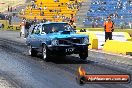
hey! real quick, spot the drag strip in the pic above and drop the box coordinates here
[0,38,131,88]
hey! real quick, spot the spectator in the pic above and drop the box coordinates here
[14,7,17,11]
[33,17,37,24]
[129,22,132,29]
[25,21,31,37]
[92,21,95,28]
[40,2,42,5]
[72,23,76,30]
[41,11,44,16]
[69,14,75,25]
[10,7,12,12]
[42,18,47,23]
[39,6,42,10]
[8,6,10,12]
[8,15,12,25]
[120,21,125,29]
[31,0,35,8]
[44,6,47,10]
[95,20,99,27]
[21,9,25,15]
[20,19,26,37]
[128,0,132,4]
[54,0,59,2]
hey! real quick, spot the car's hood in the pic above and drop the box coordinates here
[46,32,88,39]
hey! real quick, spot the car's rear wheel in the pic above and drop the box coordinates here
[42,44,50,61]
[79,50,88,60]
[28,46,37,57]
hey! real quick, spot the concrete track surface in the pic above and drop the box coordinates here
[0,31,131,88]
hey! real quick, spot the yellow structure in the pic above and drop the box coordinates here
[103,40,132,55]
[0,20,9,29]
[0,20,20,30]
[77,31,98,49]
[91,31,132,42]
[77,31,132,50]
[123,32,132,41]
[20,0,82,22]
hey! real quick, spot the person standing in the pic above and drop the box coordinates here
[10,7,12,12]
[8,15,12,25]
[20,19,26,37]
[69,14,76,26]
[33,17,37,24]
[25,21,31,38]
[104,16,114,42]
[8,6,10,12]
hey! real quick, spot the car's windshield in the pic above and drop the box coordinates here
[42,23,74,34]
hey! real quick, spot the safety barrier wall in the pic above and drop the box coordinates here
[7,25,21,31]
[103,40,132,55]
[88,31,132,42]
[77,28,132,38]
[123,32,132,41]
[0,20,9,29]
[0,20,20,30]
[77,31,132,50]
[77,31,98,49]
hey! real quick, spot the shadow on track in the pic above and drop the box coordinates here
[36,54,95,64]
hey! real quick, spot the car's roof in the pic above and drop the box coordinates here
[39,22,68,25]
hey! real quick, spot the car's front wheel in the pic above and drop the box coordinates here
[79,50,88,60]
[42,44,50,61]
[28,46,37,57]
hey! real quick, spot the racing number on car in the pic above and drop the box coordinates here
[66,48,74,53]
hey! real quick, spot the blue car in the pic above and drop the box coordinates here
[26,22,90,61]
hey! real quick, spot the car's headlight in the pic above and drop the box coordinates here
[51,39,59,46]
[83,37,89,44]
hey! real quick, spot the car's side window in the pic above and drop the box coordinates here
[33,25,41,34]
[30,25,35,34]
[37,25,42,34]
[42,24,52,33]
[31,25,37,34]
[42,26,46,34]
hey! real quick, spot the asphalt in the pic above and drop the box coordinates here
[0,30,132,88]
[0,75,18,88]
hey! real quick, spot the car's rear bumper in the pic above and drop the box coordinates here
[47,44,89,55]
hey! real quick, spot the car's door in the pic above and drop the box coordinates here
[34,25,42,47]
[29,25,39,48]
